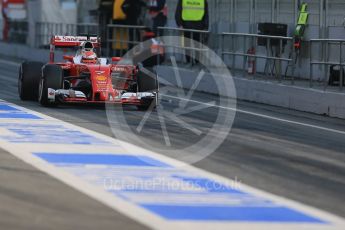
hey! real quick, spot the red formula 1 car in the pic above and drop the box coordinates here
[18,35,158,110]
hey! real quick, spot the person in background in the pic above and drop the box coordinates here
[112,0,145,54]
[175,0,209,64]
[122,0,145,49]
[145,0,167,36]
[112,0,128,55]
[121,0,146,26]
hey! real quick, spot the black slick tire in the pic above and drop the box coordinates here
[38,64,63,107]
[18,61,44,100]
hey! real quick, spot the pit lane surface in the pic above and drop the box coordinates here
[1,59,345,229]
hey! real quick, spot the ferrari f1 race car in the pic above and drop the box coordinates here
[18,35,158,110]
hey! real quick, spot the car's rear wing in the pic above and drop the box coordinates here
[49,35,101,63]
[51,35,100,48]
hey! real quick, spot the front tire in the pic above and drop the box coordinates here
[38,64,63,106]
[18,61,44,100]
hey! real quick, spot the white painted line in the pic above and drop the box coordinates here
[163,94,345,136]
[0,100,344,230]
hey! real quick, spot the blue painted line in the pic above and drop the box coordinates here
[0,104,41,119]
[0,101,332,225]
[0,124,109,145]
[0,104,19,111]
[0,113,41,119]
[35,153,171,168]
[30,152,327,224]
[141,205,326,223]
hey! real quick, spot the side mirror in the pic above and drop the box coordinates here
[63,55,74,62]
[112,57,121,63]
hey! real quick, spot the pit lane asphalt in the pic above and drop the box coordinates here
[1,59,345,229]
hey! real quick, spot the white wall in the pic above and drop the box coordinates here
[40,0,77,23]
[27,0,78,46]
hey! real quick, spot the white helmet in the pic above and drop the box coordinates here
[81,41,97,64]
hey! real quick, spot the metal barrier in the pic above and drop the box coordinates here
[35,22,99,48]
[105,24,146,57]
[157,27,209,65]
[310,39,345,91]
[221,33,294,82]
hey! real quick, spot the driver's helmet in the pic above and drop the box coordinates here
[81,41,97,64]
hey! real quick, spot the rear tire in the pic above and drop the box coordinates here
[137,67,158,92]
[38,64,63,107]
[18,61,44,100]
[137,104,152,111]
[136,94,157,111]
[136,67,158,111]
